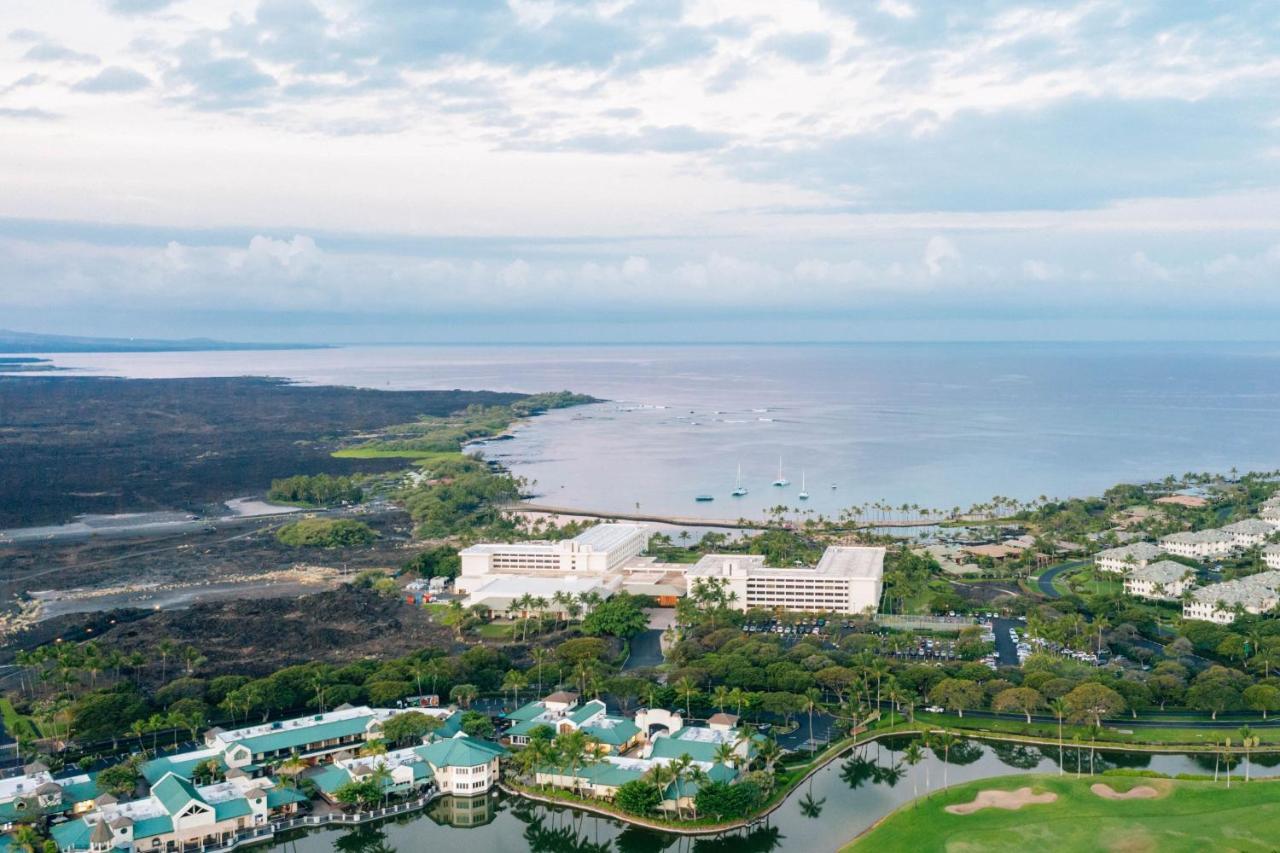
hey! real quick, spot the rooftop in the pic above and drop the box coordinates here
[1096,541,1163,561]
[1223,519,1278,535]
[1128,560,1195,585]
[1161,529,1232,544]
[1189,570,1280,609]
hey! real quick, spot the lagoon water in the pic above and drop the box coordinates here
[14,342,1280,517]
[262,738,1279,852]
[17,340,1280,514]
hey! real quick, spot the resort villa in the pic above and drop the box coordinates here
[202,705,408,769]
[1094,542,1165,574]
[1182,571,1280,624]
[0,765,99,831]
[1123,560,1196,601]
[1267,544,1280,571]
[1222,519,1279,549]
[49,772,306,853]
[309,734,506,800]
[503,692,643,754]
[530,708,755,815]
[1159,529,1236,560]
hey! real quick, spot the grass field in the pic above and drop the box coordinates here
[331,448,463,462]
[0,697,45,740]
[845,773,1280,852]
[912,711,1280,746]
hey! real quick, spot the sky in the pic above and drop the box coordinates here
[1,0,1278,343]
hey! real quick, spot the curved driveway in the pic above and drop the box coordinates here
[1037,560,1088,598]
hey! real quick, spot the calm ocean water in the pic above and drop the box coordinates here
[12,343,1280,517]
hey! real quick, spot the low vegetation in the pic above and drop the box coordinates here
[276,517,377,547]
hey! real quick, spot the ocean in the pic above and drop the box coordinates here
[10,342,1280,518]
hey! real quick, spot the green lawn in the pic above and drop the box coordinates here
[475,622,515,640]
[0,697,45,740]
[844,773,1280,852]
[331,448,464,462]
[912,711,1280,747]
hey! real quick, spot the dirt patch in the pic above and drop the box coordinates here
[945,786,1058,815]
[1091,782,1162,800]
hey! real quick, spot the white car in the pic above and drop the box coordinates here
[925,705,945,713]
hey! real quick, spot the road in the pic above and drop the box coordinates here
[623,629,665,670]
[1037,560,1088,598]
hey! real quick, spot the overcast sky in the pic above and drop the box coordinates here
[1,0,1278,342]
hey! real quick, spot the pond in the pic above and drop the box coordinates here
[266,738,1280,852]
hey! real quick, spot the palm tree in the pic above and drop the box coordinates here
[803,687,823,753]
[444,600,467,641]
[674,676,699,719]
[902,742,925,806]
[712,685,731,714]
[935,732,958,790]
[157,639,175,682]
[530,648,550,695]
[756,737,782,775]
[713,741,737,769]
[1048,697,1068,775]
[1239,727,1258,782]
[502,670,527,708]
[644,762,676,815]
[370,761,393,807]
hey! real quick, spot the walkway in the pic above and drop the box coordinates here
[1036,560,1087,598]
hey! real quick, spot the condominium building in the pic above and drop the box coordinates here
[685,546,885,615]
[1159,529,1235,560]
[204,705,398,768]
[1123,560,1196,601]
[1222,519,1278,549]
[1094,541,1164,574]
[456,523,651,595]
[1182,570,1280,624]
[1266,544,1280,571]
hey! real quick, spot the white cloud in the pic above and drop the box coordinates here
[924,236,961,276]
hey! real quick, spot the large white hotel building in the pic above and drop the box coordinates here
[684,547,885,615]
[455,522,885,616]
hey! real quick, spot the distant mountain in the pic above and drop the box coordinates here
[0,329,329,353]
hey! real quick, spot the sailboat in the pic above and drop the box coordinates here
[732,464,748,497]
[798,471,809,501]
[772,457,789,487]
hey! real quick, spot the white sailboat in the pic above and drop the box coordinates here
[798,471,809,500]
[732,464,748,496]
[772,456,789,487]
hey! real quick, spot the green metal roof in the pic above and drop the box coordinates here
[503,701,547,723]
[51,818,92,850]
[233,715,377,756]
[56,775,100,804]
[434,710,464,738]
[142,753,224,785]
[567,700,606,725]
[648,737,719,764]
[538,762,645,789]
[266,787,309,809]
[152,773,205,816]
[581,717,640,746]
[506,717,555,738]
[132,815,175,840]
[416,735,507,770]
[213,799,252,821]
[307,765,353,795]
[663,763,736,800]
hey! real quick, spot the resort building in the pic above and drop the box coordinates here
[461,574,621,617]
[1261,505,1280,524]
[503,693,642,754]
[0,765,99,830]
[310,734,506,799]
[1182,571,1280,624]
[1094,542,1164,574]
[456,523,651,595]
[684,546,885,615]
[1123,560,1196,600]
[204,705,396,769]
[1222,519,1278,549]
[1159,529,1235,560]
[49,772,306,853]
[1266,544,1280,571]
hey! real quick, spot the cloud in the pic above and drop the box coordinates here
[22,40,100,65]
[0,107,60,120]
[924,236,961,276]
[542,124,735,154]
[1,73,45,95]
[72,66,152,94]
[166,39,277,109]
[759,32,832,65]
[105,0,179,13]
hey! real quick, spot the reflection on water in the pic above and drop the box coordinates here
[269,737,1280,852]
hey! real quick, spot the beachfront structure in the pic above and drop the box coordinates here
[1094,542,1164,574]
[456,523,651,595]
[1223,519,1278,549]
[203,705,407,769]
[310,734,506,799]
[49,772,306,853]
[1267,544,1280,571]
[504,694,642,754]
[1159,529,1235,560]
[1123,560,1196,601]
[1182,571,1280,624]
[0,765,99,830]
[685,546,885,615]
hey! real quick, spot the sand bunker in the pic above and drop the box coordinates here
[946,787,1058,815]
[1091,783,1160,800]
